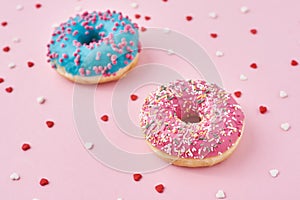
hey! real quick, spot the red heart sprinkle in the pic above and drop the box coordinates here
[250,63,257,69]
[22,143,31,151]
[145,16,151,21]
[0,78,4,83]
[3,46,10,52]
[234,91,242,98]
[162,0,168,2]
[27,61,35,67]
[259,106,267,114]
[141,27,147,32]
[186,16,193,21]
[155,184,165,193]
[133,173,142,181]
[46,121,54,128]
[130,94,138,101]
[101,115,109,122]
[1,21,7,26]
[5,87,13,93]
[210,33,218,38]
[250,29,257,34]
[291,59,298,66]
[35,3,42,8]
[40,178,49,186]
[134,14,141,19]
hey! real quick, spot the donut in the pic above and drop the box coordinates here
[140,80,245,167]
[46,10,140,84]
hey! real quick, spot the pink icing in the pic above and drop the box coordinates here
[140,80,245,159]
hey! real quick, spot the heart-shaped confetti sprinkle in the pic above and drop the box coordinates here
[291,59,298,66]
[84,142,94,150]
[210,33,218,38]
[36,96,46,104]
[0,78,4,83]
[46,121,54,128]
[130,2,138,8]
[240,6,249,13]
[40,178,49,186]
[27,61,35,67]
[155,184,165,193]
[259,106,267,114]
[216,190,226,199]
[250,29,257,34]
[1,21,8,27]
[10,172,20,181]
[279,90,288,98]
[167,49,175,55]
[130,94,138,101]
[280,122,290,131]
[234,91,242,98]
[16,4,24,11]
[134,14,141,19]
[141,27,147,32]
[3,46,10,52]
[269,169,279,177]
[101,115,109,122]
[12,37,21,43]
[8,62,16,69]
[250,63,257,69]
[5,87,13,93]
[144,16,151,21]
[35,3,42,9]
[22,143,31,151]
[186,16,193,21]
[133,173,142,181]
[240,74,248,81]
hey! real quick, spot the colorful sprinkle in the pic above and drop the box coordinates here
[155,184,165,193]
[0,77,4,83]
[22,143,31,151]
[250,63,257,69]
[134,14,141,19]
[39,178,49,186]
[186,16,193,21]
[250,28,257,35]
[130,94,138,101]
[27,61,35,68]
[3,46,10,52]
[133,173,142,181]
[291,59,298,66]
[144,16,151,21]
[1,21,8,27]
[5,87,13,93]
[35,3,42,9]
[46,120,55,128]
[234,91,242,98]
[259,106,267,114]
[210,33,218,38]
[101,115,109,122]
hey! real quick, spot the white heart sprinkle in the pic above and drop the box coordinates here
[240,74,248,81]
[269,169,279,177]
[12,37,21,43]
[240,6,249,13]
[32,198,40,200]
[208,12,218,19]
[16,4,24,11]
[10,172,20,180]
[85,142,94,150]
[280,122,290,131]
[279,90,288,98]
[130,2,138,9]
[167,49,175,55]
[216,51,224,57]
[117,198,123,200]
[36,96,46,104]
[163,27,170,33]
[216,190,226,199]
[75,6,82,12]
[8,62,16,69]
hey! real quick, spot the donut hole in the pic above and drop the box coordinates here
[77,31,101,45]
[180,114,201,124]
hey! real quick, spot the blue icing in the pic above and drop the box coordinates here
[47,11,140,77]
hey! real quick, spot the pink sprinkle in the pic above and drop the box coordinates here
[62,53,68,59]
[111,55,117,62]
[86,70,91,75]
[73,30,78,36]
[96,52,101,60]
[79,68,85,76]
[60,43,65,48]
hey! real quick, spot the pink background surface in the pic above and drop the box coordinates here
[1,0,300,199]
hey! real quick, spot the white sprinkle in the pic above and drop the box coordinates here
[216,51,224,57]
[75,6,82,12]
[240,74,248,81]
[36,96,46,104]
[279,90,288,98]
[167,49,175,55]
[12,37,21,43]
[240,6,249,13]
[216,190,226,199]
[32,198,40,200]
[10,172,20,181]
[130,2,139,9]
[280,122,290,131]
[52,23,59,28]
[163,27,170,33]
[117,198,123,200]
[16,4,24,11]
[8,62,16,69]
[269,169,279,177]
[209,12,218,19]
[85,142,94,150]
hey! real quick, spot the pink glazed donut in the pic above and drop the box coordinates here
[140,80,245,167]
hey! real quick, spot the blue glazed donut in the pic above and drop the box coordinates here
[46,10,141,84]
